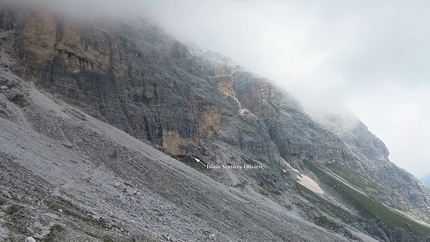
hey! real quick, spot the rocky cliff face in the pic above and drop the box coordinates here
[12,9,358,168]
[2,3,430,241]
[316,111,430,212]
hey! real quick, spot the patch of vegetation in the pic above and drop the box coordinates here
[297,184,358,224]
[325,162,386,192]
[172,155,208,172]
[280,107,303,115]
[304,160,430,235]
[315,216,342,231]
[391,203,413,214]
[42,224,66,242]
[4,204,29,234]
[5,204,22,215]
[266,100,281,113]
[45,197,87,219]
[258,177,282,195]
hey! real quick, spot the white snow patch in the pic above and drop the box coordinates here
[280,158,324,194]
[281,158,300,173]
[297,174,324,195]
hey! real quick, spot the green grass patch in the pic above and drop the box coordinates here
[297,184,358,224]
[266,100,281,113]
[391,203,413,214]
[303,161,374,219]
[304,160,430,235]
[325,162,386,192]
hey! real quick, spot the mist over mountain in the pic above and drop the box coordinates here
[1,2,430,241]
[422,174,430,188]
[137,0,430,180]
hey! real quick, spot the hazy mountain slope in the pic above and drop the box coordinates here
[0,68,354,241]
[1,3,430,241]
[315,111,430,213]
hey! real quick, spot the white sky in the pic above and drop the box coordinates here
[10,0,430,179]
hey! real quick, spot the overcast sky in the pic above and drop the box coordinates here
[11,0,430,179]
[138,0,430,179]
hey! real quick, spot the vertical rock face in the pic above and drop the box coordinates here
[4,5,430,240]
[192,100,220,137]
[16,10,57,68]
[14,10,205,154]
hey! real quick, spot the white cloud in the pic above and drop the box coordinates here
[349,83,430,178]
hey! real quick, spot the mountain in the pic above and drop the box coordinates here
[1,3,430,241]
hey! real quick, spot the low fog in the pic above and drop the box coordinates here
[6,0,430,180]
[2,0,149,19]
